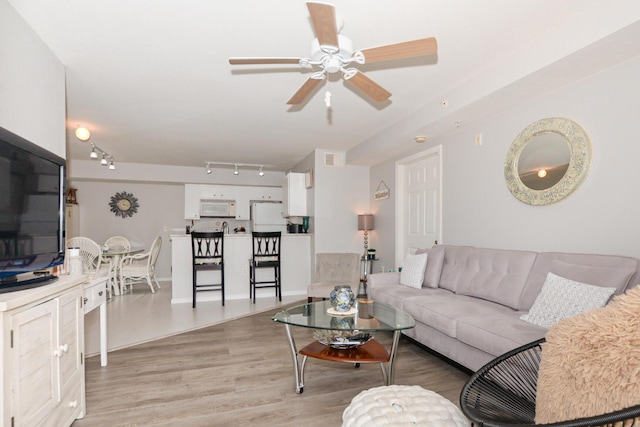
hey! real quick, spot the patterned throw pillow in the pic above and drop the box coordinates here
[400,253,428,289]
[520,272,616,328]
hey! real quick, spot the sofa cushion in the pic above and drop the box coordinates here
[456,311,546,357]
[518,252,639,310]
[368,278,428,311]
[520,272,616,328]
[439,246,537,309]
[400,252,428,288]
[403,292,509,339]
[415,245,445,288]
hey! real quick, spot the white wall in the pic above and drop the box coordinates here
[68,180,185,279]
[0,0,65,155]
[313,149,369,255]
[370,55,640,270]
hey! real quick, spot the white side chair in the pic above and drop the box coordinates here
[104,235,131,252]
[119,236,162,293]
[104,235,131,294]
[307,253,361,302]
[66,236,113,293]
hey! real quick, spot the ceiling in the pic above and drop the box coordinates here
[8,1,640,172]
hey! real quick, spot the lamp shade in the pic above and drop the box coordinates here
[358,214,374,231]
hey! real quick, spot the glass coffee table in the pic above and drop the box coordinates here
[272,300,415,393]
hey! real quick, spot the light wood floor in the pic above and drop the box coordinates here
[83,279,303,356]
[77,281,470,426]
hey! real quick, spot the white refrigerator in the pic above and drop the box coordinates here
[251,202,287,232]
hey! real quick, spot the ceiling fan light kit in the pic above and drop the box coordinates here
[229,2,437,107]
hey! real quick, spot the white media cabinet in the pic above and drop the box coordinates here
[0,275,86,427]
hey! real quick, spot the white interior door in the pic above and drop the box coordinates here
[395,146,441,268]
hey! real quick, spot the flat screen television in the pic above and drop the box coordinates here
[0,125,65,292]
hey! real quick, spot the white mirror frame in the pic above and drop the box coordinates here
[504,117,592,206]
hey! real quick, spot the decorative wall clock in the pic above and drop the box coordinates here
[109,191,139,218]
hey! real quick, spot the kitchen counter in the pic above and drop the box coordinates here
[169,234,311,304]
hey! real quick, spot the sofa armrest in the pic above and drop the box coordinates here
[368,272,401,288]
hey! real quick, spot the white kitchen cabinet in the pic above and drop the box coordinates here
[184,184,282,220]
[282,172,307,217]
[0,276,85,427]
[184,184,202,220]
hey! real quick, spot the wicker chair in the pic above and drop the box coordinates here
[460,338,640,427]
[119,236,162,293]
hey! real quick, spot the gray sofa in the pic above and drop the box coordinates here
[368,245,640,371]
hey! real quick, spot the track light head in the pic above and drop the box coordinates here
[90,146,98,159]
[100,154,108,165]
[258,166,265,177]
[234,165,240,175]
[108,161,115,170]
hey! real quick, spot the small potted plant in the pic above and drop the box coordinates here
[367,249,376,260]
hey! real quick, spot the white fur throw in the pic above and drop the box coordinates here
[536,286,640,424]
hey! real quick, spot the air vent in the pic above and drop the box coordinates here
[324,152,344,167]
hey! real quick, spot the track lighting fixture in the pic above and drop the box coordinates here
[75,125,91,142]
[88,143,116,171]
[204,161,268,177]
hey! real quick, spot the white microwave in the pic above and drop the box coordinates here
[200,200,236,218]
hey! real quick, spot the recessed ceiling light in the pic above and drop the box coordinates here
[75,125,91,141]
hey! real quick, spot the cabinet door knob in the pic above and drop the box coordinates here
[98,291,104,296]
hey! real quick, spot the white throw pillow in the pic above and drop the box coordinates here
[520,272,616,329]
[400,253,428,289]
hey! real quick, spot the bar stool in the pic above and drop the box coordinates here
[191,231,225,307]
[249,231,281,303]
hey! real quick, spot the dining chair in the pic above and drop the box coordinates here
[66,236,113,294]
[191,231,225,307]
[249,231,281,303]
[103,235,131,294]
[104,235,131,252]
[119,236,162,293]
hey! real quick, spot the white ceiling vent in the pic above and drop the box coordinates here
[324,152,345,167]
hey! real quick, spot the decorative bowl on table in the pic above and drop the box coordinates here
[313,328,374,350]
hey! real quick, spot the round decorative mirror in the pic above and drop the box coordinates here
[505,117,592,206]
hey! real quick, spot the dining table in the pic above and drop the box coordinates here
[101,246,144,295]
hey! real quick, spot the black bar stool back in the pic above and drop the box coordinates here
[191,231,225,307]
[249,231,282,303]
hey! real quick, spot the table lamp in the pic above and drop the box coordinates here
[358,214,374,283]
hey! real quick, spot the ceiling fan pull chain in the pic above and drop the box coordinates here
[324,90,331,108]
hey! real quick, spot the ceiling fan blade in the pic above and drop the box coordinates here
[229,57,302,65]
[286,77,324,105]
[345,71,391,102]
[360,37,437,64]
[307,2,339,50]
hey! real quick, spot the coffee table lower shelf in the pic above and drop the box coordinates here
[283,324,403,393]
[299,340,389,364]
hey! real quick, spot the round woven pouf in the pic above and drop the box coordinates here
[342,385,468,427]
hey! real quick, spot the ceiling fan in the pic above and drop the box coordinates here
[229,2,437,106]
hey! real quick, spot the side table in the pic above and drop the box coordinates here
[360,257,378,297]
